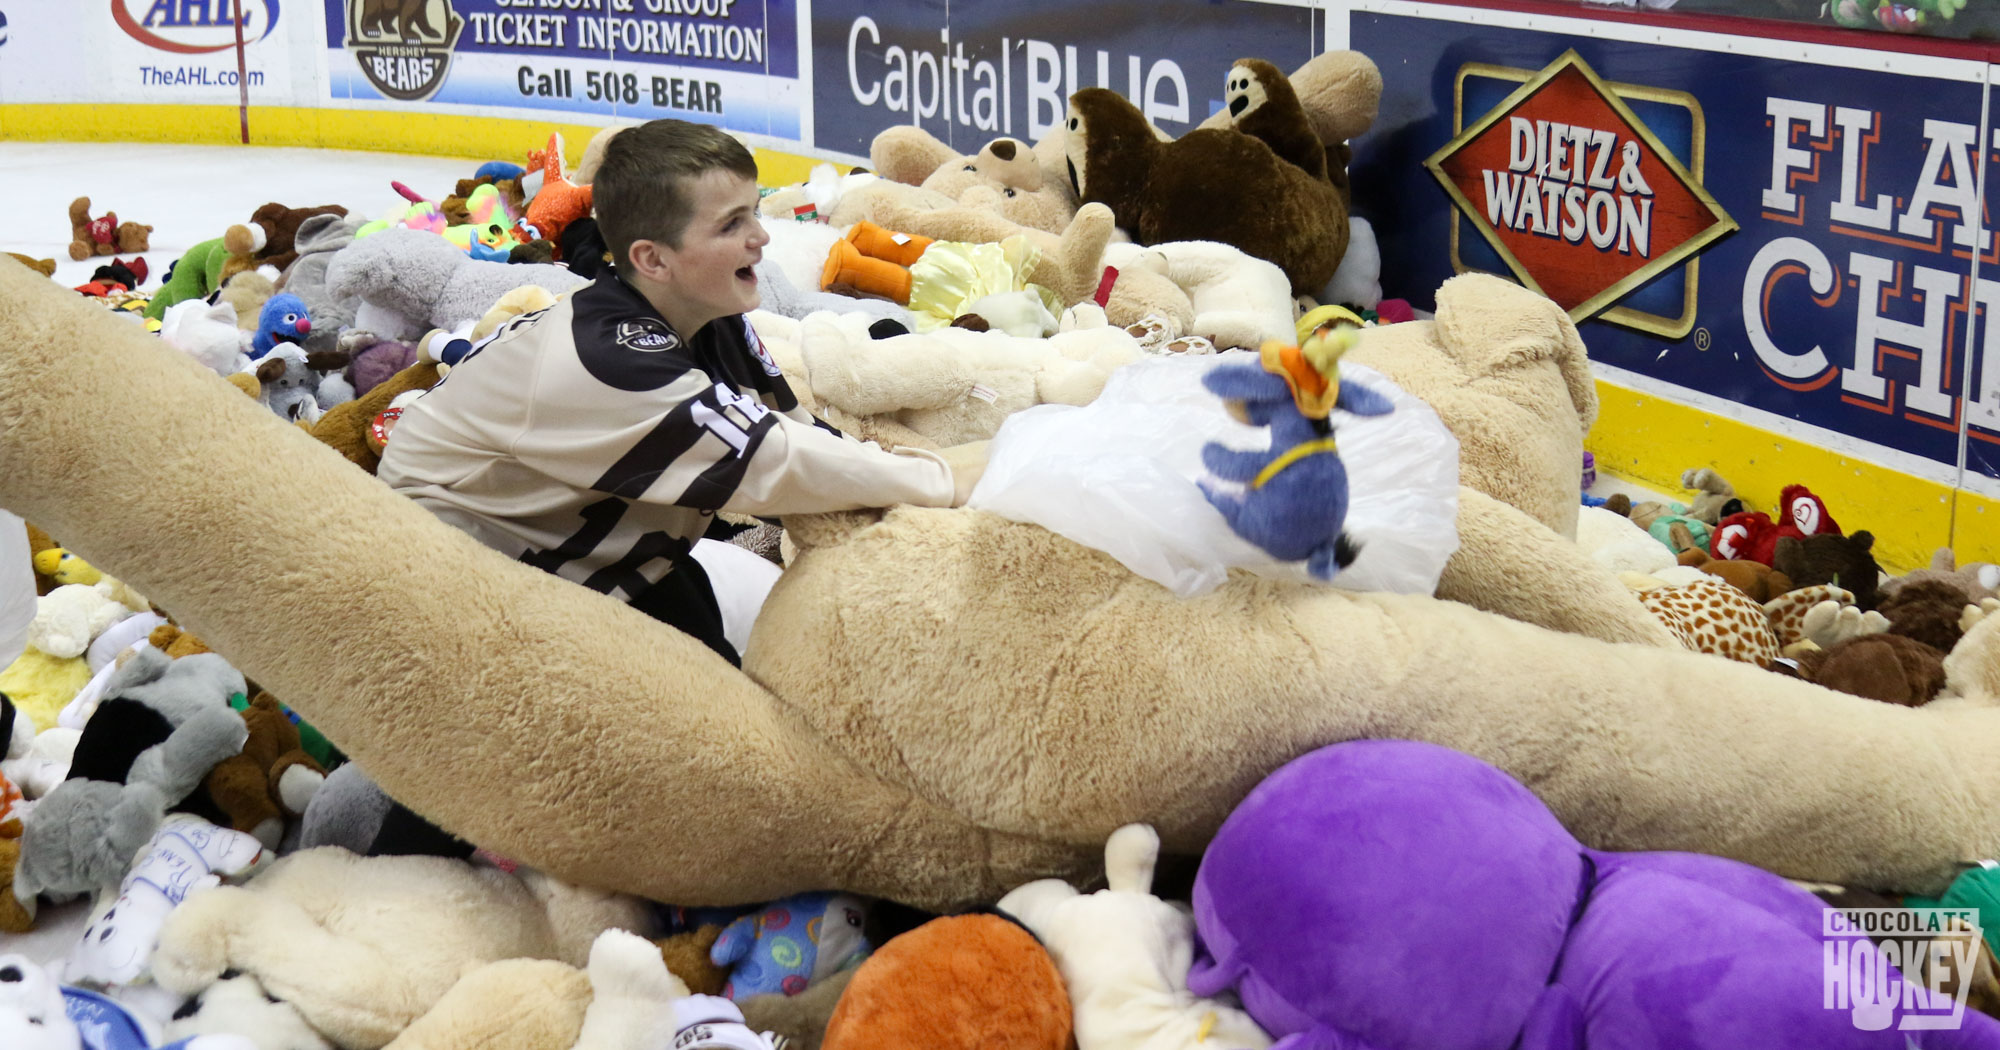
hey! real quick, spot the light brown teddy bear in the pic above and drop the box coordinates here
[20,254,2000,922]
[68,197,152,261]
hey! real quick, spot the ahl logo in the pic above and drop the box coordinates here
[345,0,462,102]
[1426,50,1735,326]
[113,0,281,54]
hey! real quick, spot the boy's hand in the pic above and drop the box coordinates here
[939,441,991,507]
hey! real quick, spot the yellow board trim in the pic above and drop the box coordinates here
[0,103,827,189]
[1588,377,1998,574]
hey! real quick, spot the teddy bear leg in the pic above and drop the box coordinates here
[1437,488,1681,648]
[381,959,591,1050]
[798,317,971,415]
[1027,203,1115,308]
[205,753,285,848]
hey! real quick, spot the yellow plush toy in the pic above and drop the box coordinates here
[32,547,150,613]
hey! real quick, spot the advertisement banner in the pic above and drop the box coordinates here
[323,0,802,139]
[2,1,315,107]
[808,0,1318,159]
[1350,7,1999,485]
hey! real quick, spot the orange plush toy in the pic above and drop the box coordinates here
[820,913,1073,1050]
[525,133,594,258]
[819,221,935,304]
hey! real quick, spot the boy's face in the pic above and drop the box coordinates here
[646,168,768,330]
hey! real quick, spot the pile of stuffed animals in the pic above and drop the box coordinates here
[6,43,2000,1050]
[1576,466,1999,705]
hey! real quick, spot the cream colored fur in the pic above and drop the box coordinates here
[3,256,1998,918]
[1348,273,1598,541]
[152,849,602,1049]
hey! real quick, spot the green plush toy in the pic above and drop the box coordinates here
[143,237,231,321]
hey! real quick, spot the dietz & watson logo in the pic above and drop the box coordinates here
[1426,50,1735,333]
[345,0,463,102]
[113,0,280,53]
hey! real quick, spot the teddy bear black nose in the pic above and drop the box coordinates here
[0,966,21,982]
[989,140,1017,161]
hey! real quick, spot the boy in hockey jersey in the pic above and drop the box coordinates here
[380,119,986,667]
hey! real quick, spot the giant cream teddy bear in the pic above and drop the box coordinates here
[2,255,1998,919]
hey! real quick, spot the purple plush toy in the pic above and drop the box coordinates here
[1188,740,2000,1049]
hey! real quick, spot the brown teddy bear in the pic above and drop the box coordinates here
[310,357,443,474]
[202,690,326,847]
[1064,72,1347,295]
[442,175,527,228]
[222,203,351,283]
[1878,578,1980,654]
[148,622,213,658]
[1796,632,1947,707]
[1774,531,1883,611]
[68,197,152,261]
[1676,545,1794,602]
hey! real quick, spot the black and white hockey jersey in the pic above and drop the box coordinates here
[377,273,954,601]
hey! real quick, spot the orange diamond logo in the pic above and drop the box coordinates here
[1426,50,1735,323]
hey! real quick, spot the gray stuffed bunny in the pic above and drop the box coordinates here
[325,227,588,341]
[15,649,249,902]
[276,212,368,333]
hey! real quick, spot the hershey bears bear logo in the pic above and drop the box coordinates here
[617,320,681,353]
[345,0,464,102]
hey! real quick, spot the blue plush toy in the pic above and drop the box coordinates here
[472,160,526,182]
[248,293,311,360]
[709,891,872,999]
[1198,327,1393,580]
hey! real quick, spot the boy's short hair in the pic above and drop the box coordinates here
[593,119,758,278]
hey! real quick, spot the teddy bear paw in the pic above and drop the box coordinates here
[1058,303,1109,332]
[1123,313,1189,350]
[1802,601,1892,649]
[1962,597,2000,636]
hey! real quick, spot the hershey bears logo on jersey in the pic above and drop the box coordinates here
[742,318,783,377]
[617,320,681,353]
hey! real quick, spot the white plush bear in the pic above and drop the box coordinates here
[1576,504,1677,576]
[771,310,1143,449]
[150,848,648,1050]
[28,585,131,662]
[1102,241,1296,351]
[997,825,1272,1050]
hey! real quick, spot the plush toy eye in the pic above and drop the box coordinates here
[1068,117,1078,131]
[962,164,976,172]
[1004,188,1016,197]
[283,313,299,325]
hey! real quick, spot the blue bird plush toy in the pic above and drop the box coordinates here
[248,293,312,360]
[1198,325,1393,580]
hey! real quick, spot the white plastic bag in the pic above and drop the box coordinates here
[0,509,33,662]
[967,354,1460,598]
